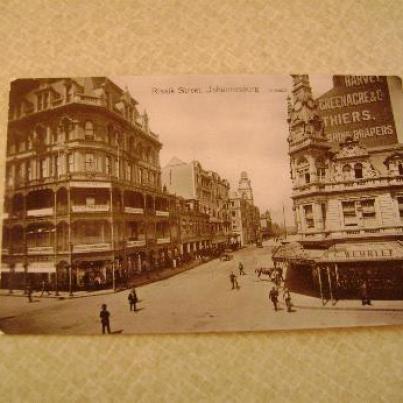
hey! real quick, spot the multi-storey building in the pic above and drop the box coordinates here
[1,77,181,291]
[274,75,403,300]
[162,158,231,248]
[229,172,261,246]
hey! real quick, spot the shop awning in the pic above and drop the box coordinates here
[318,241,403,263]
[1,263,25,273]
[272,242,324,263]
[28,262,56,273]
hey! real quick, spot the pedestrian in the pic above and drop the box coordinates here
[360,280,371,305]
[230,272,240,290]
[239,262,246,276]
[40,279,51,297]
[269,286,279,311]
[128,287,138,312]
[26,284,33,303]
[283,287,292,312]
[100,304,111,334]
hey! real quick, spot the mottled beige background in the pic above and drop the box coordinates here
[1,0,403,401]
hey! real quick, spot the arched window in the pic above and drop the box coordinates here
[354,163,363,179]
[84,121,94,140]
[342,164,352,180]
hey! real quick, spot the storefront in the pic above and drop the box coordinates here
[273,241,403,301]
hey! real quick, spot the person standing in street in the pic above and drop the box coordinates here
[27,283,33,303]
[128,287,138,312]
[230,272,240,290]
[283,287,292,312]
[239,262,246,276]
[100,304,111,334]
[360,280,372,305]
[269,286,279,311]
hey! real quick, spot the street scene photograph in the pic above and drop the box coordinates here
[1,74,403,335]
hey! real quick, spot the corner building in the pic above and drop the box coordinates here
[1,77,180,291]
[274,75,403,300]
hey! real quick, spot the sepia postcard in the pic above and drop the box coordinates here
[1,74,403,335]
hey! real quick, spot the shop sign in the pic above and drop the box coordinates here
[317,75,398,147]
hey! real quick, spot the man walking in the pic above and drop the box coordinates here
[269,286,279,311]
[239,262,246,276]
[100,304,111,334]
[40,279,51,297]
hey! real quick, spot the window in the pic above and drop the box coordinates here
[106,156,112,175]
[354,163,363,179]
[43,92,49,110]
[37,94,43,111]
[86,197,95,206]
[84,121,94,140]
[68,153,74,173]
[40,158,49,178]
[342,201,358,226]
[297,157,310,185]
[361,199,376,225]
[139,168,143,184]
[399,163,403,176]
[398,197,403,219]
[85,153,94,171]
[303,205,314,228]
[321,203,327,224]
[126,163,131,181]
[115,159,119,178]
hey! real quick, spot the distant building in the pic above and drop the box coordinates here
[274,74,403,300]
[162,158,231,248]
[229,172,261,246]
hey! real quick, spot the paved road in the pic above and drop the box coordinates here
[1,244,403,335]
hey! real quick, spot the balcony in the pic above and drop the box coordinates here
[127,240,146,248]
[73,243,111,253]
[156,237,171,245]
[28,246,54,254]
[27,208,54,218]
[72,204,110,213]
[124,207,144,214]
[156,210,169,217]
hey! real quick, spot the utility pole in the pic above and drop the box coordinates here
[282,203,287,240]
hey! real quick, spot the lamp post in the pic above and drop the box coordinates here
[69,242,73,296]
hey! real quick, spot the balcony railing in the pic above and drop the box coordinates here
[72,204,109,213]
[27,208,54,217]
[156,237,171,245]
[124,207,144,214]
[127,240,146,248]
[73,243,111,253]
[156,210,169,217]
[28,246,54,254]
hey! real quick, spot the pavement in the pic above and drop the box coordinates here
[1,242,403,335]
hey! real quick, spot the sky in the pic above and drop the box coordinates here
[112,75,332,226]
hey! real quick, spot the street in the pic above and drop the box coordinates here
[2,243,403,335]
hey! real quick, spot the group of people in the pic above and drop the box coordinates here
[229,261,292,312]
[229,262,247,290]
[99,286,140,334]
